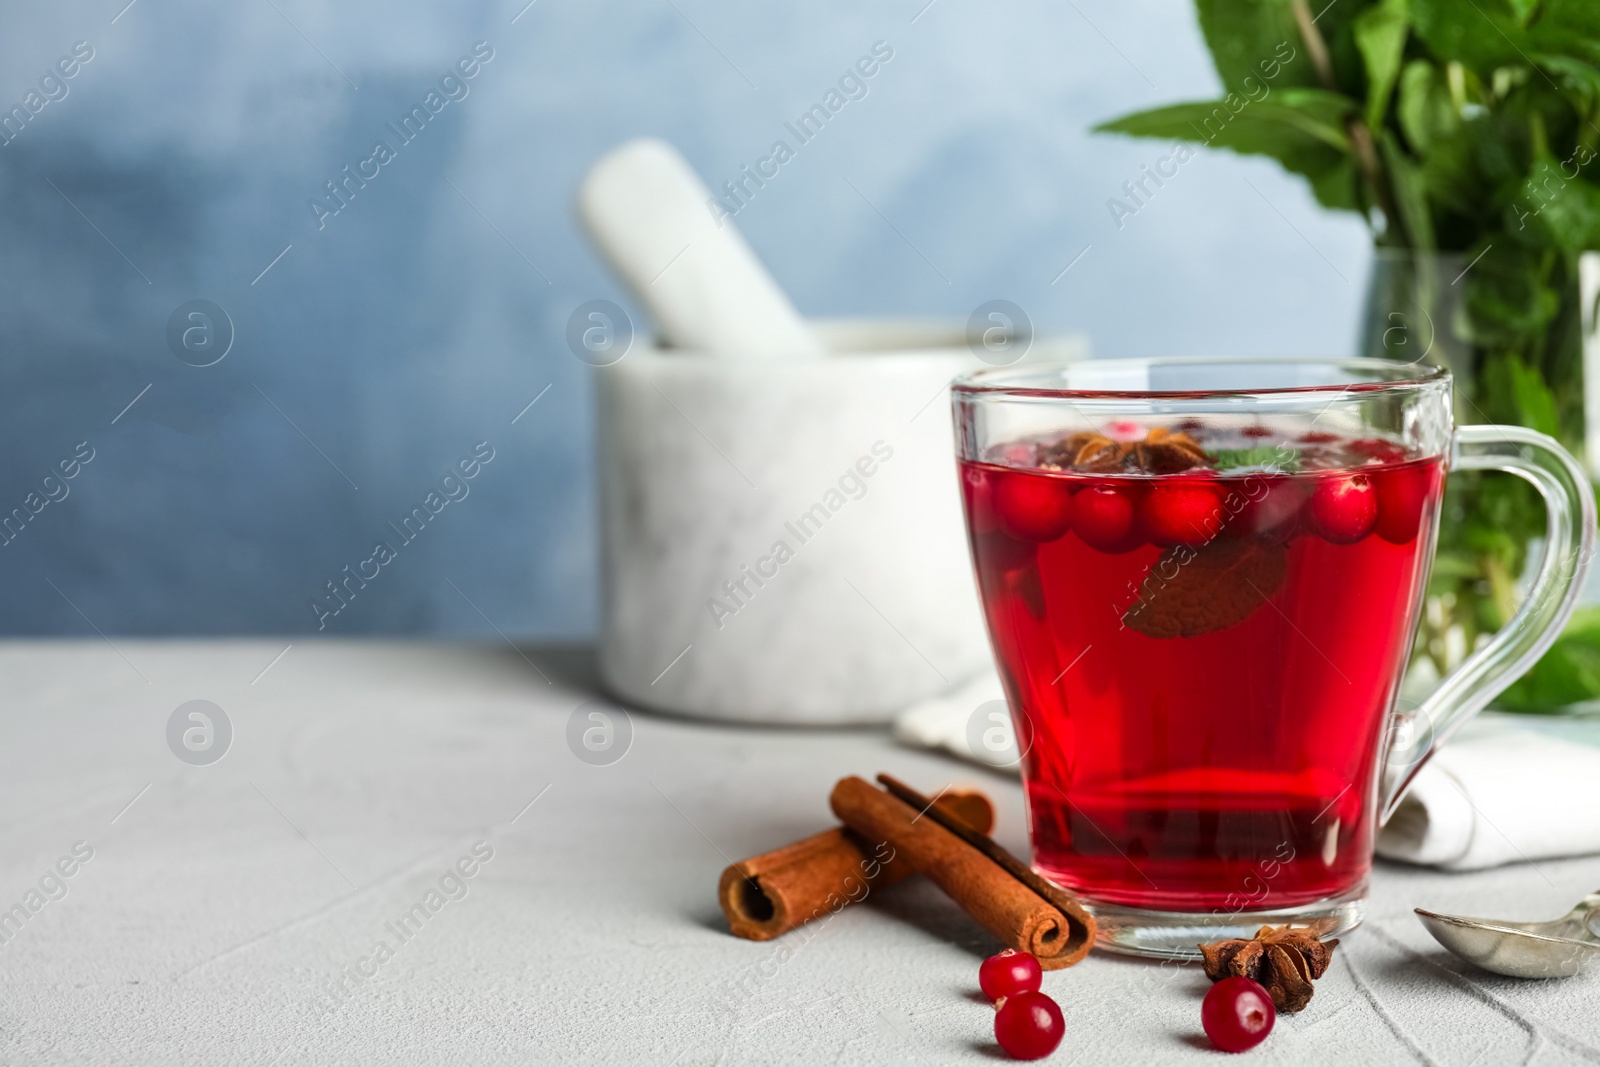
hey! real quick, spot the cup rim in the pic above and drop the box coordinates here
[952,355,1450,399]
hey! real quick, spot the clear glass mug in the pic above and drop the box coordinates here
[951,357,1595,958]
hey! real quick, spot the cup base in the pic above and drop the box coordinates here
[1080,881,1367,960]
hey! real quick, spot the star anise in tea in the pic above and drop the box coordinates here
[1037,427,1209,475]
[1136,427,1210,474]
[1198,925,1339,1013]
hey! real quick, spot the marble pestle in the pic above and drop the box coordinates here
[576,138,822,358]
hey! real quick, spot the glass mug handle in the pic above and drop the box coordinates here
[1380,424,1598,824]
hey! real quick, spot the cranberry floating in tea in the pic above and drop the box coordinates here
[952,357,1593,957]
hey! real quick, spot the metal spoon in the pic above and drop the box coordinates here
[1415,892,1600,978]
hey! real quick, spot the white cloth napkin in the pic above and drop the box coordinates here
[1376,716,1600,870]
[892,671,1016,768]
[893,670,1600,871]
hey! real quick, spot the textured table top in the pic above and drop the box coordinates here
[2,639,1598,1066]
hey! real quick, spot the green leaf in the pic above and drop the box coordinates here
[1410,0,1531,73]
[1210,445,1301,472]
[1507,353,1563,435]
[1514,158,1600,255]
[1407,0,1600,88]
[1396,60,1459,154]
[1416,148,1482,221]
[1462,472,1545,560]
[1307,154,1364,211]
[1534,54,1600,111]
[1195,0,1319,94]
[1097,90,1354,151]
[1497,605,1600,710]
[1473,345,1563,436]
[1354,0,1410,129]
[1503,0,1541,22]
[1379,130,1436,249]
[1463,244,1562,348]
[1529,1,1600,68]
[1096,89,1360,209]
[1467,106,1536,192]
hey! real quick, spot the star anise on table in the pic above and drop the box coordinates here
[1198,925,1340,1013]
[1036,427,1209,475]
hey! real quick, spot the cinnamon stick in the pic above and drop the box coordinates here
[831,775,1095,969]
[719,790,993,941]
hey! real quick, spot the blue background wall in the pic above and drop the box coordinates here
[0,0,1372,637]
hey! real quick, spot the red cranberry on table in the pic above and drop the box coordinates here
[979,949,1042,1002]
[1201,976,1275,1053]
[994,990,1065,1060]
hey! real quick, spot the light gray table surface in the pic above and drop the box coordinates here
[2,639,1598,1066]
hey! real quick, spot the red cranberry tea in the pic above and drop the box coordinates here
[960,422,1444,912]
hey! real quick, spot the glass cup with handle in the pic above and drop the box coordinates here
[951,357,1595,958]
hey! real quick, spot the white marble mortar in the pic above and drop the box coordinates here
[596,319,1085,724]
